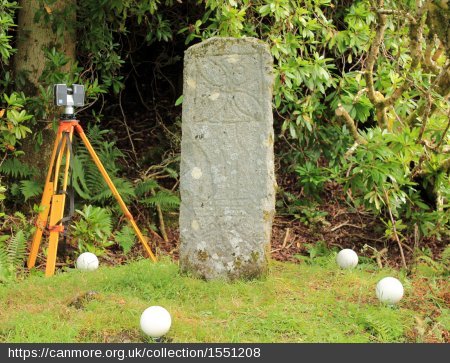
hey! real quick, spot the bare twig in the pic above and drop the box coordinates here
[271,243,293,254]
[363,244,388,268]
[348,233,384,242]
[344,142,359,158]
[151,188,169,242]
[282,228,291,249]
[383,188,407,269]
[330,221,364,232]
[118,90,140,167]
[0,152,7,168]
[413,223,419,251]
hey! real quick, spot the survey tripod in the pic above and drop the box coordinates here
[28,84,157,277]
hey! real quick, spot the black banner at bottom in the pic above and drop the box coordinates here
[1,343,448,363]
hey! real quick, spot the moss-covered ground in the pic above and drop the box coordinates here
[0,257,448,343]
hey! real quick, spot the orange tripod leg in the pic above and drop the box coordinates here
[52,135,66,193]
[45,129,72,277]
[61,129,74,192]
[28,130,63,269]
[75,125,157,262]
[45,194,66,277]
[28,181,54,268]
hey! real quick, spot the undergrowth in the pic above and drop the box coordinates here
[0,259,447,343]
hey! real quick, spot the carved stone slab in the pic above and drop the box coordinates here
[179,37,275,280]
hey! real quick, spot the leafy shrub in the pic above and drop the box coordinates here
[295,240,336,266]
[185,0,450,244]
[0,92,32,153]
[0,0,17,63]
[70,205,113,255]
[337,127,449,239]
[295,162,330,197]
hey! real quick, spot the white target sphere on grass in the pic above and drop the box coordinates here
[140,306,172,338]
[76,252,99,271]
[336,249,359,269]
[376,277,404,305]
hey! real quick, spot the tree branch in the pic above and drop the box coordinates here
[377,9,416,24]
[365,1,387,107]
[424,36,442,74]
[382,5,426,108]
[432,42,444,62]
[369,1,436,128]
[335,105,368,146]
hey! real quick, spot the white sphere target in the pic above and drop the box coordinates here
[376,277,404,304]
[140,306,172,338]
[336,249,359,269]
[76,252,99,271]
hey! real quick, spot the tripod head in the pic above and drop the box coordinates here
[54,84,85,117]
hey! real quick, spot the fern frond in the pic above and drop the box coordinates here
[72,155,93,199]
[115,225,136,254]
[0,239,10,281]
[362,313,404,342]
[13,211,26,221]
[164,167,179,179]
[143,190,180,210]
[135,179,159,196]
[71,125,134,204]
[6,230,26,270]
[91,177,135,203]
[441,245,450,262]
[9,183,21,197]
[19,180,43,201]
[0,158,35,179]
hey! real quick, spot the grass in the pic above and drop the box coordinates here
[0,256,448,343]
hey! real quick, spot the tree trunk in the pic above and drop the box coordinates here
[15,0,76,90]
[14,0,76,179]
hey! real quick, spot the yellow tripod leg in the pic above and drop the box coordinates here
[76,126,157,262]
[28,181,54,268]
[61,129,74,192]
[53,135,67,193]
[28,130,63,269]
[45,131,69,277]
[45,194,66,277]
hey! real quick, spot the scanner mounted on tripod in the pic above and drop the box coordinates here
[28,84,157,276]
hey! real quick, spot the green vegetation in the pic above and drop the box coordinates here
[0,1,447,261]
[0,229,26,282]
[0,259,447,343]
[0,0,448,343]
